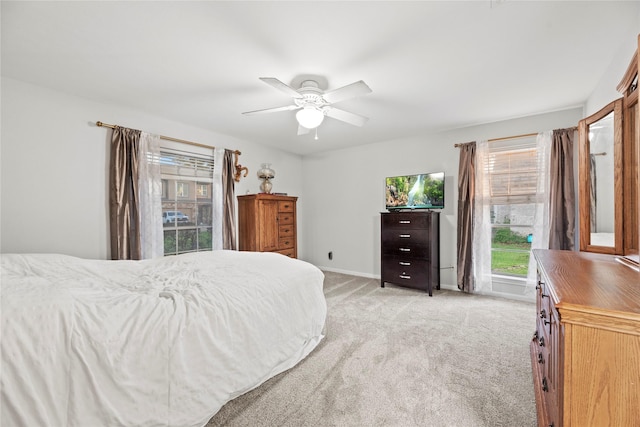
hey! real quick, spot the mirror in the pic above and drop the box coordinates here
[588,112,615,246]
[578,99,623,254]
[579,33,640,262]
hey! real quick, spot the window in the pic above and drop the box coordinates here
[196,183,208,197]
[161,179,169,199]
[159,149,214,256]
[484,137,539,288]
[176,182,189,198]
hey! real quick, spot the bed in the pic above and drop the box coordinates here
[1,250,327,427]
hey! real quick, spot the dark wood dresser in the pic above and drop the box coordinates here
[237,194,297,258]
[531,249,640,427]
[380,210,440,296]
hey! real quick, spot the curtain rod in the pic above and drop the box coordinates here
[96,121,249,182]
[454,127,577,147]
[96,121,240,155]
[454,132,537,147]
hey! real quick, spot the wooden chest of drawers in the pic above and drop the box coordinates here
[380,211,440,296]
[531,249,640,427]
[237,194,297,258]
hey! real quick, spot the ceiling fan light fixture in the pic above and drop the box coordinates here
[296,107,324,129]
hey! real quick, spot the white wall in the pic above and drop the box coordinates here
[3,24,636,268]
[0,77,304,259]
[302,23,640,287]
[585,17,639,115]
[301,108,583,288]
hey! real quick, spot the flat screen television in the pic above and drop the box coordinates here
[385,171,444,210]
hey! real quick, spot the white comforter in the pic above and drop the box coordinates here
[1,251,326,427]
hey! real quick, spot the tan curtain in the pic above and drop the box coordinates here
[222,150,237,250]
[548,128,575,250]
[109,126,142,260]
[457,141,476,292]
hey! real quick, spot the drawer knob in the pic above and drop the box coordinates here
[537,353,544,364]
[542,377,549,392]
[538,336,545,347]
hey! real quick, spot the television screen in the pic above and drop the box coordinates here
[385,172,444,210]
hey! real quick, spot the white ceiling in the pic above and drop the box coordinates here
[2,1,639,156]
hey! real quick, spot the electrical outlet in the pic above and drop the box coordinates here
[328,251,333,260]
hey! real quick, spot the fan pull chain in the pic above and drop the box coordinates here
[314,128,319,140]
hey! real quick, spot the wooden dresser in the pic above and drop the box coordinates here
[380,210,440,296]
[237,194,297,258]
[531,249,640,427]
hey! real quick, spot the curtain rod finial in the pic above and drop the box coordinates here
[233,151,248,182]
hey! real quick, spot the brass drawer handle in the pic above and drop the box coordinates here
[399,220,411,224]
[537,353,544,364]
[538,336,545,347]
[399,262,411,266]
[399,248,411,252]
[542,377,549,392]
[399,234,411,238]
[399,275,411,279]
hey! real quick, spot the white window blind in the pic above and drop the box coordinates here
[484,136,541,204]
[158,149,215,180]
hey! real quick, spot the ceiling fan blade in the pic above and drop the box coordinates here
[322,80,372,104]
[242,104,299,115]
[259,77,303,99]
[325,107,369,127]
[297,125,310,136]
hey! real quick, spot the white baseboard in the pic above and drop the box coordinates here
[317,265,458,292]
[317,266,379,279]
[317,265,532,302]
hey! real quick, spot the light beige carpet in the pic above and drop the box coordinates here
[207,271,537,427]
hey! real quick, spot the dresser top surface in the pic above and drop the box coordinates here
[381,210,439,214]
[533,249,640,317]
[238,194,298,202]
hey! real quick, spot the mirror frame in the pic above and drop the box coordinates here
[636,34,639,257]
[578,98,624,254]
[617,36,639,257]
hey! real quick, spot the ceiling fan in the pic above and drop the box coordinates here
[242,77,372,136]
